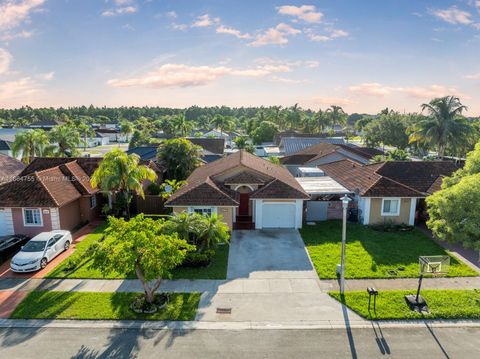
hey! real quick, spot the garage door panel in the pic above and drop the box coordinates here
[262,203,296,228]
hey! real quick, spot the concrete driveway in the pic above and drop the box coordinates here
[227,229,316,279]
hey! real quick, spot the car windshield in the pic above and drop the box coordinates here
[21,241,47,252]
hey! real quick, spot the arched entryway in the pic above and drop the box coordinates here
[235,185,253,216]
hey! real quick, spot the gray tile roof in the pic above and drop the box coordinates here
[279,137,345,155]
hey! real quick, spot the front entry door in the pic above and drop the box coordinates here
[239,193,250,216]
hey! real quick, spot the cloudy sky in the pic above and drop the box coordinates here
[1,0,480,114]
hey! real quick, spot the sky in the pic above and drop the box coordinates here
[0,0,480,115]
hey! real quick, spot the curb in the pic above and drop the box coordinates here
[1,319,480,330]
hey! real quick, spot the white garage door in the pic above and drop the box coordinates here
[262,203,296,228]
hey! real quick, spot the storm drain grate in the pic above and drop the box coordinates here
[216,307,232,314]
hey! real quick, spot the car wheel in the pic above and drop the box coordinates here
[40,258,48,269]
[64,241,71,251]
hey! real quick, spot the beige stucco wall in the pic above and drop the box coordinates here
[217,207,233,229]
[172,206,233,230]
[172,207,188,214]
[369,198,411,225]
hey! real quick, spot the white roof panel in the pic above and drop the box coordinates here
[296,176,351,195]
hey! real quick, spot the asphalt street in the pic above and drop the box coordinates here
[0,326,479,358]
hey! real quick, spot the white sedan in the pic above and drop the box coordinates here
[10,230,72,273]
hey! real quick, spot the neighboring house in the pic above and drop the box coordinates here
[0,140,13,157]
[28,119,63,129]
[80,132,110,148]
[96,128,127,143]
[0,157,163,236]
[0,154,25,184]
[190,129,238,147]
[319,160,462,226]
[278,137,345,155]
[165,150,309,230]
[281,142,383,176]
[128,138,224,164]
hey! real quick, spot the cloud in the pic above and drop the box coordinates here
[216,25,251,39]
[431,6,473,25]
[191,14,220,28]
[0,48,12,74]
[166,11,177,19]
[102,6,137,17]
[107,63,291,88]
[113,0,134,5]
[400,85,466,99]
[308,28,349,42]
[0,0,45,31]
[349,82,466,99]
[0,29,34,41]
[37,71,54,80]
[249,23,301,47]
[254,57,319,69]
[349,82,393,97]
[277,5,323,23]
[465,73,480,80]
[171,23,188,31]
[0,76,40,104]
[270,76,308,84]
[311,96,353,106]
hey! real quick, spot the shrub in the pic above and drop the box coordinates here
[368,222,414,232]
[147,182,162,195]
[180,249,216,268]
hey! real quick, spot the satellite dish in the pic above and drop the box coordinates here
[164,185,173,193]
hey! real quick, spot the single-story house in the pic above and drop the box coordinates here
[278,137,345,155]
[96,128,127,143]
[0,157,163,236]
[128,138,225,164]
[281,142,383,176]
[319,160,462,226]
[28,119,63,129]
[165,150,309,230]
[83,132,110,147]
[0,154,25,184]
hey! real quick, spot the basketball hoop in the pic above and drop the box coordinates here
[405,255,450,313]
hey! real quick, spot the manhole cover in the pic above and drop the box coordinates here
[216,307,232,314]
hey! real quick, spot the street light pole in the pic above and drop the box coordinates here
[339,195,352,295]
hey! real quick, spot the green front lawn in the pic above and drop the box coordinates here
[301,221,477,279]
[11,291,200,321]
[330,289,480,320]
[46,224,229,280]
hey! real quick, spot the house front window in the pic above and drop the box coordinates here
[90,195,97,209]
[190,207,216,216]
[381,198,400,216]
[23,208,43,226]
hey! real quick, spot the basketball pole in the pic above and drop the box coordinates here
[415,274,424,303]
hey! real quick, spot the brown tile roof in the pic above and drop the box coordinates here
[337,144,384,158]
[375,161,461,193]
[320,159,460,197]
[426,175,445,194]
[224,171,268,185]
[0,154,25,184]
[187,138,225,154]
[166,150,309,206]
[20,157,102,177]
[36,167,82,206]
[60,161,98,195]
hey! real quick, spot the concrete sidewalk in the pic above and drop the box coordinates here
[1,276,479,294]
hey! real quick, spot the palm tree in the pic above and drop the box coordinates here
[12,129,53,164]
[211,114,234,137]
[286,103,302,130]
[409,96,471,157]
[326,105,347,128]
[196,213,230,250]
[48,124,81,157]
[172,113,193,137]
[120,120,134,142]
[91,149,157,218]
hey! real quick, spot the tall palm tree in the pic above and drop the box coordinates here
[211,114,234,137]
[286,103,302,130]
[409,96,471,157]
[12,129,53,164]
[91,149,157,218]
[326,105,347,128]
[48,124,81,157]
[120,120,134,142]
[172,113,193,137]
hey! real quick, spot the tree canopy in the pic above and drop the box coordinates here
[157,138,202,180]
[427,141,480,254]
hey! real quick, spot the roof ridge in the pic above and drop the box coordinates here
[34,171,60,206]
